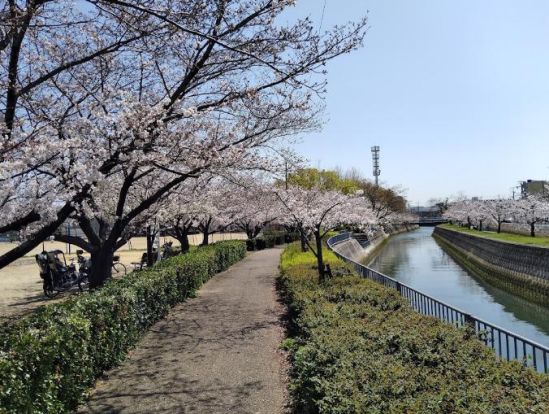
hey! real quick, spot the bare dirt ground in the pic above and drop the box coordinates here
[79,248,288,414]
[0,233,246,321]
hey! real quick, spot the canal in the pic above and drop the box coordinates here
[367,227,549,347]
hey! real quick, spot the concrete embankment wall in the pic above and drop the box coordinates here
[333,235,387,263]
[333,238,368,262]
[433,226,549,304]
[332,225,419,263]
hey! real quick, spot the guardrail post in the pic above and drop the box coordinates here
[463,313,475,330]
[395,281,402,295]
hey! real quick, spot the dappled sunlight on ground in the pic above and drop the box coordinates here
[0,233,247,321]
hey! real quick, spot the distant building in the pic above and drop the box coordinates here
[521,180,549,198]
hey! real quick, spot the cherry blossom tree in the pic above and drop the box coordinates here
[0,1,159,267]
[483,199,514,233]
[472,202,490,231]
[221,179,282,240]
[382,211,418,231]
[444,200,475,227]
[515,196,549,237]
[276,186,376,282]
[158,187,200,254]
[161,175,283,247]
[446,197,549,237]
[0,0,369,287]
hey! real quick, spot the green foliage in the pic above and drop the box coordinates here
[246,230,299,251]
[283,167,407,214]
[262,230,289,247]
[285,168,359,194]
[0,241,246,413]
[280,240,340,273]
[279,242,549,413]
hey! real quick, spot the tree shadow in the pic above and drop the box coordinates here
[80,251,288,414]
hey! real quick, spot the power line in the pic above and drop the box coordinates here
[319,0,327,33]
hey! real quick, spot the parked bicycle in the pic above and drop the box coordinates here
[77,250,127,276]
[162,241,175,259]
[36,250,88,298]
[112,255,127,275]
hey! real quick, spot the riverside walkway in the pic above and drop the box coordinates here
[79,248,287,414]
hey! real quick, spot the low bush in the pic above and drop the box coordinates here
[246,231,295,251]
[0,241,246,413]
[246,239,256,251]
[263,230,293,246]
[255,238,267,250]
[279,242,549,413]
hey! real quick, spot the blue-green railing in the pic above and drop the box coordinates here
[327,232,549,373]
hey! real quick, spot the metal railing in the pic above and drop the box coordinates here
[418,217,448,223]
[327,232,549,373]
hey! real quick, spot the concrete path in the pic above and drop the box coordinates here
[79,248,287,414]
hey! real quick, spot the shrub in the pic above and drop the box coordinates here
[263,236,277,248]
[246,239,256,251]
[279,242,549,413]
[0,241,246,413]
[246,231,297,251]
[255,238,267,250]
[262,230,288,246]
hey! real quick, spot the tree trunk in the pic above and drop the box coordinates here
[202,228,209,246]
[89,247,115,289]
[479,220,483,232]
[531,222,536,237]
[497,221,502,233]
[146,226,155,267]
[177,234,190,253]
[314,230,325,283]
[246,227,254,240]
[300,232,308,252]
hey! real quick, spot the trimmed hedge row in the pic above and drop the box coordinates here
[279,242,549,413]
[0,240,246,413]
[246,231,300,251]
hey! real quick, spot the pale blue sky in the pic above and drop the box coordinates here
[284,1,549,205]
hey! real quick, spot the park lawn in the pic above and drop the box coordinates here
[279,240,340,273]
[439,223,549,247]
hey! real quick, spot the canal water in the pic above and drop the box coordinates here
[366,227,549,347]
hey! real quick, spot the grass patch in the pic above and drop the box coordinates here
[279,242,549,413]
[440,223,549,247]
[280,241,340,273]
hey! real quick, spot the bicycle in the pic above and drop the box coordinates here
[112,255,127,275]
[36,250,88,298]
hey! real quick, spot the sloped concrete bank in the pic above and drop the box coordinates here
[333,225,418,264]
[433,226,549,306]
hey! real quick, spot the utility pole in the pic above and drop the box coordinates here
[371,145,381,186]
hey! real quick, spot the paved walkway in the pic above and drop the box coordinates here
[80,248,287,414]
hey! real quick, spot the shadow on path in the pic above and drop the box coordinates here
[79,248,288,414]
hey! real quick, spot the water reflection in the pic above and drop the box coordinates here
[366,227,549,346]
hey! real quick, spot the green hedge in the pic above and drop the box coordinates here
[279,242,549,413]
[0,241,246,413]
